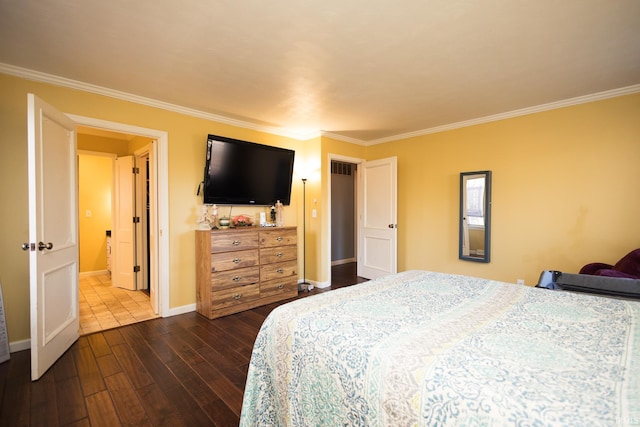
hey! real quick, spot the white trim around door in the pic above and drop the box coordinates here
[68,115,170,318]
[326,153,365,287]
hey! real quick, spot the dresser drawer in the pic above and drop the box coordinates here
[259,228,297,248]
[260,245,297,264]
[260,260,297,282]
[210,230,259,253]
[211,267,259,290]
[260,277,298,298]
[211,283,260,310]
[211,249,259,272]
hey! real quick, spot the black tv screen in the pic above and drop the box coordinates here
[203,134,295,206]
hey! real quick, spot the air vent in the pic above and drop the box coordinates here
[331,161,353,176]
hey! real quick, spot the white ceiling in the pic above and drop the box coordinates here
[1,0,639,144]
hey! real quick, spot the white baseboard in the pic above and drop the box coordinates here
[9,338,30,353]
[299,279,331,289]
[164,303,196,317]
[79,270,109,277]
[315,280,331,289]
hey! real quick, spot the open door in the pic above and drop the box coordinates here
[113,155,136,290]
[357,156,398,279]
[134,148,157,312]
[26,94,79,381]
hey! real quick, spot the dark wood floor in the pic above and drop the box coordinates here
[0,263,367,427]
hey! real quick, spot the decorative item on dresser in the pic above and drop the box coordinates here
[195,227,298,319]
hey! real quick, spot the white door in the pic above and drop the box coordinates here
[113,155,136,290]
[135,148,158,313]
[357,157,397,279]
[26,94,79,381]
[147,152,158,313]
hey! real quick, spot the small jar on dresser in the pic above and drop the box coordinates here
[195,226,298,319]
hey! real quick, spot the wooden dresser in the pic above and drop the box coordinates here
[195,226,298,319]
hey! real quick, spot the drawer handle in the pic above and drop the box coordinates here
[276,236,283,242]
[276,268,284,274]
[233,258,241,264]
[277,284,284,289]
[232,240,241,246]
[233,293,242,300]
[232,276,241,282]
[276,252,283,257]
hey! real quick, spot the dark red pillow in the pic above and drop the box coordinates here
[580,262,613,275]
[613,249,640,278]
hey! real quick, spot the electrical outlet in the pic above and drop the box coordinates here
[517,279,525,285]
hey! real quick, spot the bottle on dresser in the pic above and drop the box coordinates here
[275,200,284,227]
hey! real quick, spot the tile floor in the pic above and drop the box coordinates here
[79,273,158,335]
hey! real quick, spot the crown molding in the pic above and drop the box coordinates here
[2,62,637,146]
[320,131,369,146]
[0,62,321,141]
[365,84,640,145]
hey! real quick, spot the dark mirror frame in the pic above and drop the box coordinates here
[459,170,491,263]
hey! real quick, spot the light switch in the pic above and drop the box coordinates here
[86,209,92,217]
[312,209,317,218]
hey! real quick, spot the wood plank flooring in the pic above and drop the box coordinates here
[0,263,367,427]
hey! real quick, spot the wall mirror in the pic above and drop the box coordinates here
[459,171,491,263]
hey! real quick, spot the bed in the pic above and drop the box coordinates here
[239,270,640,426]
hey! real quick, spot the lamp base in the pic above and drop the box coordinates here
[298,281,313,292]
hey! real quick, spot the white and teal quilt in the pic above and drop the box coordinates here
[240,270,640,426]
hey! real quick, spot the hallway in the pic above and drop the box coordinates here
[79,273,158,335]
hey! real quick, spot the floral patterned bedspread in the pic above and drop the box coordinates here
[240,270,640,426]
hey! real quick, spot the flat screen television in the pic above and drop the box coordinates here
[202,134,295,206]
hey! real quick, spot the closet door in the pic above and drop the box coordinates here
[358,156,397,279]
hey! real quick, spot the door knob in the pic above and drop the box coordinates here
[38,242,53,251]
[22,242,33,251]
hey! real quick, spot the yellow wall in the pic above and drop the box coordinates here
[364,94,640,285]
[1,70,638,347]
[78,153,113,272]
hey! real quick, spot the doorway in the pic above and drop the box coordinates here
[26,95,169,380]
[327,154,398,284]
[76,125,162,334]
[331,160,357,267]
[328,154,364,285]
[70,115,169,321]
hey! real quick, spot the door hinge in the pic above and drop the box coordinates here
[133,167,140,174]
[133,265,141,273]
[133,216,140,223]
